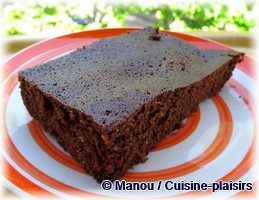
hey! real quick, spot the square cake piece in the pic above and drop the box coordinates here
[18,27,244,182]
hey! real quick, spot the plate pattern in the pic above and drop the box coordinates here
[0,28,257,199]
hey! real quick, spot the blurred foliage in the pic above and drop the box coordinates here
[2,1,257,36]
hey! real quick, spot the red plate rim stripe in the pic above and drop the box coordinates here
[1,155,62,199]
[2,125,108,197]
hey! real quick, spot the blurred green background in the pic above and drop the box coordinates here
[1,0,257,36]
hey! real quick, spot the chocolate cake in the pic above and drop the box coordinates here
[18,27,244,182]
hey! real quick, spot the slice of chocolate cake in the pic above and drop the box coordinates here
[18,27,244,182]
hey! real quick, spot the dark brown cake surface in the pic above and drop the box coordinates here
[18,27,244,182]
[19,27,242,130]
